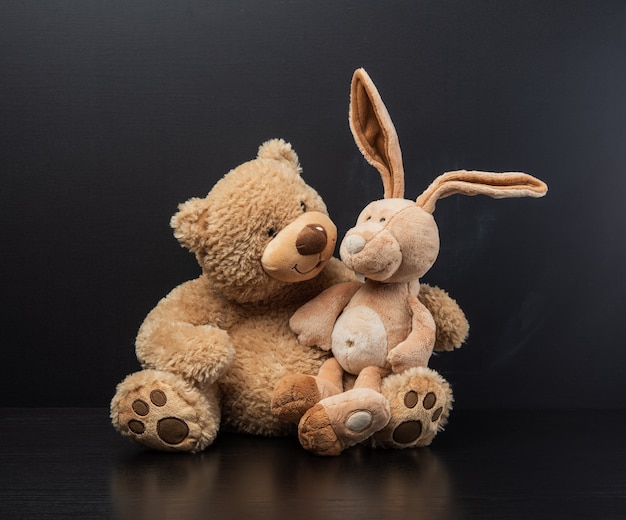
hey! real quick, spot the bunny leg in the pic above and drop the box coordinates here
[271,357,344,424]
[297,367,391,456]
[352,365,391,390]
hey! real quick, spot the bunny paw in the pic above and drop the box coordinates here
[373,367,453,449]
[111,369,220,453]
[271,374,322,423]
[297,388,391,456]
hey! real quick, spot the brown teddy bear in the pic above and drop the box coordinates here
[272,69,547,456]
[110,138,467,453]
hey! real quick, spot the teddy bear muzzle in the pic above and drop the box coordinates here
[261,211,337,283]
[296,224,328,255]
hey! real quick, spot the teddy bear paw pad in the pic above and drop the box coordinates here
[124,389,192,447]
[390,391,443,444]
[374,367,452,449]
[124,390,189,444]
[112,373,215,452]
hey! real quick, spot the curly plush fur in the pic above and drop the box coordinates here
[111,139,468,453]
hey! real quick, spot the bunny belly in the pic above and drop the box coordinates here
[331,306,389,374]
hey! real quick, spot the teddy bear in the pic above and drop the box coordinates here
[110,137,468,453]
[271,68,547,456]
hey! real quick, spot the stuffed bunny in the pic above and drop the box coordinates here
[277,68,548,456]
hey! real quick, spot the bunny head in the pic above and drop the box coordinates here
[340,68,548,284]
[340,198,439,283]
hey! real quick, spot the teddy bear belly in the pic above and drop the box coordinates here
[218,316,329,436]
[331,305,388,375]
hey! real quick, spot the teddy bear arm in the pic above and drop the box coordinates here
[289,281,362,350]
[136,320,234,384]
[419,284,469,352]
[135,280,235,384]
[387,296,436,373]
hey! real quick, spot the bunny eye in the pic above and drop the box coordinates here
[366,216,372,221]
[380,217,386,223]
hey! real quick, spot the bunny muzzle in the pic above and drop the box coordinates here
[340,226,402,281]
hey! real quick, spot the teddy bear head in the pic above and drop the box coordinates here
[170,139,337,304]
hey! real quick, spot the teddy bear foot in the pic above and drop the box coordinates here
[111,369,220,453]
[372,366,453,449]
[297,388,391,456]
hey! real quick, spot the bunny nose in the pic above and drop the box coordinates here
[344,234,366,254]
[296,224,328,255]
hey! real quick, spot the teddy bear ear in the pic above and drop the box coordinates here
[170,197,209,252]
[257,138,302,174]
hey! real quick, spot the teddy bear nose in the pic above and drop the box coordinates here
[344,234,366,255]
[296,224,328,255]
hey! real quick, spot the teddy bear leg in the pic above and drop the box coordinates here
[297,368,391,456]
[111,369,220,453]
[371,366,453,449]
[271,357,344,423]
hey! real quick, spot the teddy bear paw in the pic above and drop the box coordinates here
[373,366,453,449]
[297,388,391,456]
[111,370,219,453]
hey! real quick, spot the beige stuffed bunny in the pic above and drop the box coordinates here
[277,68,548,456]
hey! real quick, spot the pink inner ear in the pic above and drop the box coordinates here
[416,171,548,213]
[349,69,405,200]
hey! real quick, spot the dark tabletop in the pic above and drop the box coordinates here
[1,408,624,519]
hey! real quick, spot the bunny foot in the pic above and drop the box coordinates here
[271,372,344,424]
[297,388,391,456]
[271,374,323,423]
[111,369,220,453]
[372,366,452,449]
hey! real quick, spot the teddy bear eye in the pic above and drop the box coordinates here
[366,216,372,221]
[267,227,277,238]
[300,201,307,212]
[380,217,386,223]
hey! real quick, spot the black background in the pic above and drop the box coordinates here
[2,0,625,410]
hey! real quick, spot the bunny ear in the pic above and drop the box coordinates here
[416,170,548,213]
[349,68,405,199]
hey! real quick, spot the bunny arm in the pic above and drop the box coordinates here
[387,294,436,373]
[289,281,362,351]
[135,276,235,385]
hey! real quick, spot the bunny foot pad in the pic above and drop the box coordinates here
[373,366,453,449]
[111,370,217,453]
